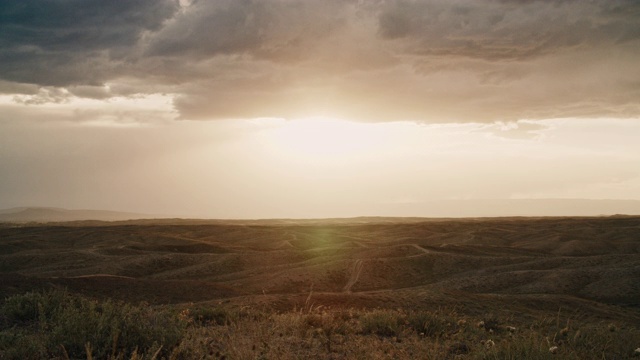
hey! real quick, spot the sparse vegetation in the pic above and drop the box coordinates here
[2,290,640,359]
[1,218,639,359]
[0,290,186,359]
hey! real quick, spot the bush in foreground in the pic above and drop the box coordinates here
[2,290,640,359]
[0,290,186,359]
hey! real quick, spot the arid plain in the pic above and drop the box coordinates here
[2,216,639,325]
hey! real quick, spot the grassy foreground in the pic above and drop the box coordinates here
[1,290,639,359]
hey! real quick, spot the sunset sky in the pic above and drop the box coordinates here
[1,0,639,218]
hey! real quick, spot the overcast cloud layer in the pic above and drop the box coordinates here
[1,0,639,123]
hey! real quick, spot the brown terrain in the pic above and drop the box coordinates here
[1,216,639,325]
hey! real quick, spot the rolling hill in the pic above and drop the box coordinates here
[0,207,155,223]
[1,216,639,324]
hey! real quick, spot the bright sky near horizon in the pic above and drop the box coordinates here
[0,0,639,218]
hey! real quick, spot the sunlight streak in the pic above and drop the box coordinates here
[262,117,389,162]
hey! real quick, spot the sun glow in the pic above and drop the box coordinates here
[261,117,388,162]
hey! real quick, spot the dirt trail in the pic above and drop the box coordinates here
[343,259,364,293]
[277,240,294,249]
[411,244,430,254]
[65,274,136,280]
[275,232,298,249]
[407,244,431,258]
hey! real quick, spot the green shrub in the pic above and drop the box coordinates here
[478,335,550,360]
[0,290,187,359]
[359,309,401,337]
[0,290,69,329]
[188,306,233,326]
[0,330,48,360]
[405,310,449,338]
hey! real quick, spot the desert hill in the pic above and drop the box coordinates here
[0,207,154,223]
[1,216,639,325]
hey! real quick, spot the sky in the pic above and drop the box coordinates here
[0,0,639,218]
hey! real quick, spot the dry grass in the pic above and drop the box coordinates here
[169,306,640,359]
[2,290,640,359]
[1,217,640,358]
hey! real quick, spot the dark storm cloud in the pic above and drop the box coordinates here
[0,0,178,86]
[0,0,176,50]
[0,0,639,123]
[147,0,269,57]
[146,0,353,61]
[376,0,640,60]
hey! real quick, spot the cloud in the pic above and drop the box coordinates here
[482,120,548,140]
[0,80,40,95]
[12,87,71,105]
[376,0,640,60]
[0,0,639,123]
[0,0,178,86]
[147,0,352,60]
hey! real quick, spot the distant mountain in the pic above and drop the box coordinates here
[380,199,640,218]
[1,199,639,223]
[0,207,154,223]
